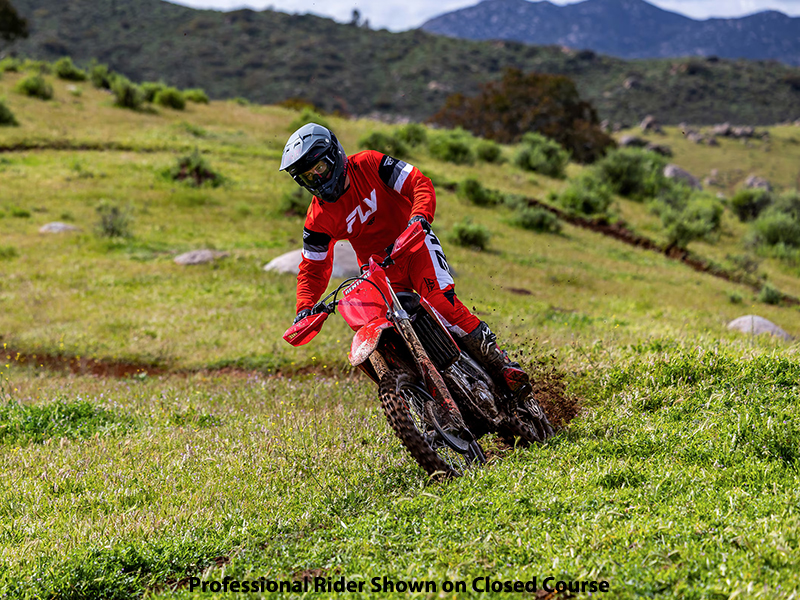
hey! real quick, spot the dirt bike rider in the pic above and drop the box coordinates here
[280,122,531,400]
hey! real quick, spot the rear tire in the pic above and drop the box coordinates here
[499,392,555,446]
[379,369,481,479]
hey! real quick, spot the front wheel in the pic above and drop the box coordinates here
[379,369,484,479]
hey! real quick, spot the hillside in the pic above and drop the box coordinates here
[422,0,800,65]
[2,65,800,600]
[4,0,800,126]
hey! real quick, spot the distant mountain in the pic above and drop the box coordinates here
[422,0,800,66]
[5,0,800,125]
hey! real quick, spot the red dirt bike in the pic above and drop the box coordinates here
[283,222,554,477]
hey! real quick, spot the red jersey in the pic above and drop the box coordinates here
[296,150,436,312]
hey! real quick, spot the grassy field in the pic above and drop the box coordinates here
[1,70,800,598]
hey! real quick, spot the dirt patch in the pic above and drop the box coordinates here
[2,347,166,378]
[532,370,581,429]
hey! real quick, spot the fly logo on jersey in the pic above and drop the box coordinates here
[346,189,378,233]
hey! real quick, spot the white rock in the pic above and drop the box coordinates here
[39,222,80,233]
[264,241,361,278]
[727,315,791,341]
[174,249,229,265]
[664,164,702,190]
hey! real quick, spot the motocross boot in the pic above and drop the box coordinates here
[458,322,531,399]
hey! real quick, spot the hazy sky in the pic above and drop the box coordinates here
[167,0,800,31]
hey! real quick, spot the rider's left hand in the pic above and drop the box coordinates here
[407,215,431,233]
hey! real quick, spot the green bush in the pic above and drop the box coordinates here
[557,173,613,216]
[0,58,21,72]
[89,63,114,89]
[770,189,800,221]
[14,74,53,100]
[53,57,87,81]
[758,284,782,305]
[727,290,743,304]
[0,246,18,260]
[0,100,18,126]
[154,87,186,110]
[476,140,504,163]
[449,219,491,250]
[289,107,329,131]
[428,129,475,165]
[457,178,502,206]
[96,202,133,238]
[729,188,773,222]
[395,123,427,146]
[514,132,569,178]
[593,148,669,201]
[22,59,52,74]
[750,211,800,248]
[10,207,30,218]
[514,206,562,233]
[279,187,313,217]
[111,77,144,110]
[141,82,166,103]
[358,131,408,157]
[169,150,224,187]
[659,194,724,249]
[184,88,209,104]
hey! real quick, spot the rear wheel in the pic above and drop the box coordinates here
[379,369,483,478]
[499,391,555,446]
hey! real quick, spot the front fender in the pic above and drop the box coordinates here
[349,319,393,366]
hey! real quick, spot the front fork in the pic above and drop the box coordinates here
[383,285,469,435]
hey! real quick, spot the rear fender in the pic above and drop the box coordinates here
[349,319,393,366]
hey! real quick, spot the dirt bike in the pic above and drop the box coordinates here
[283,222,554,478]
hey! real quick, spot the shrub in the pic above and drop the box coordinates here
[141,82,166,103]
[0,100,18,126]
[593,148,669,201]
[96,202,133,238]
[0,58,21,72]
[358,131,408,158]
[428,129,474,165]
[154,87,186,110]
[727,290,743,304]
[449,219,490,250]
[89,62,114,89]
[289,107,329,131]
[0,246,18,260]
[750,211,800,248]
[514,206,562,233]
[183,88,209,104]
[557,173,613,216]
[514,132,569,178]
[111,76,144,110]
[758,283,782,305]
[22,60,51,74]
[53,57,87,81]
[279,187,313,217]
[277,97,320,112]
[729,188,773,222]
[476,140,504,163]
[659,194,724,249]
[770,189,800,221]
[457,178,502,206]
[396,123,427,146]
[169,149,224,187]
[10,207,30,218]
[14,74,53,100]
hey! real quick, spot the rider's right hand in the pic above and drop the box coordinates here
[293,308,312,324]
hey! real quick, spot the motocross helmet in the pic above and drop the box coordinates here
[280,123,348,203]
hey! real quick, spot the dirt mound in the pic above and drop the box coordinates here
[530,367,581,429]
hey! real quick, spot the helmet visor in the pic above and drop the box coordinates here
[297,159,334,188]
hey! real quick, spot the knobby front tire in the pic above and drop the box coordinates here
[379,369,470,479]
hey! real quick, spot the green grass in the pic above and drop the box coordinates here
[2,63,800,599]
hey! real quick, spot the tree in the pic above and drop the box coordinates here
[0,0,28,44]
[429,68,615,164]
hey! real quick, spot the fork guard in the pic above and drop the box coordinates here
[349,319,393,366]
